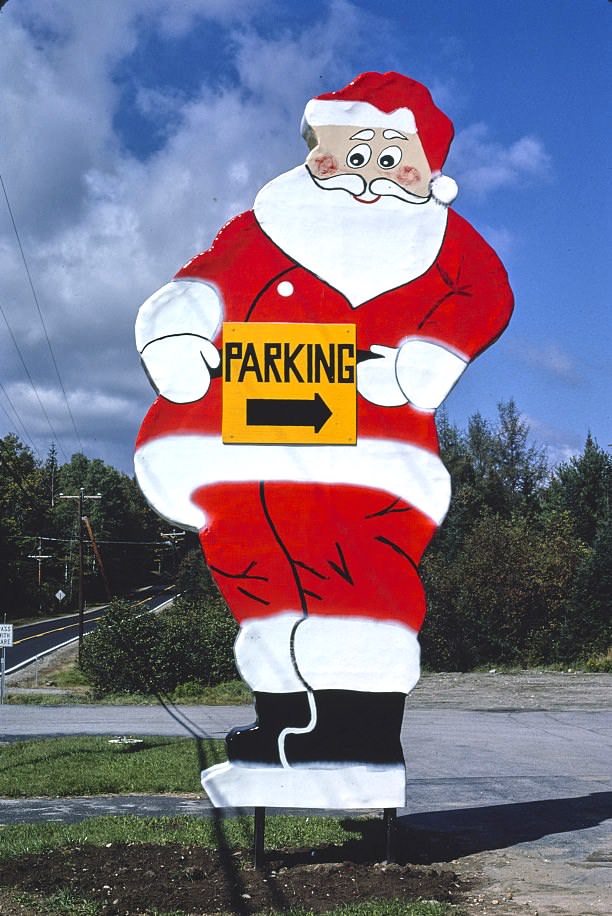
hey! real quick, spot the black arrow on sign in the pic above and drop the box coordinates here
[246,393,333,434]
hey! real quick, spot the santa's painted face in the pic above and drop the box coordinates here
[306,124,433,204]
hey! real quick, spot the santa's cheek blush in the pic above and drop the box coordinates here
[396,165,421,187]
[313,154,339,176]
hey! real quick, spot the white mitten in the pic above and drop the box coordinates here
[140,334,220,403]
[396,339,467,409]
[136,278,223,404]
[356,345,407,406]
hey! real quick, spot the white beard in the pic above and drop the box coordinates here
[253,165,448,307]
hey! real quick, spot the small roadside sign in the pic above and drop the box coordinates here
[0,624,13,647]
[222,322,357,445]
[56,589,66,602]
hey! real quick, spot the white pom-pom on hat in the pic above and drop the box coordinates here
[430,174,458,206]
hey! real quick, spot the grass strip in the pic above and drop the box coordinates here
[0,814,365,859]
[0,736,225,797]
[7,679,253,706]
[6,889,102,915]
[4,888,457,915]
[265,905,457,915]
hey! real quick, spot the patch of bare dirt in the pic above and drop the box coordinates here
[0,842,465,914]
[412,671,612,710]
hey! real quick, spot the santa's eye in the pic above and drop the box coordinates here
[378,146,403,169]
[346,144,372,168]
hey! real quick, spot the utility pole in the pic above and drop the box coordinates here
[27,538,53,587]
[59,488,101,656]
[27,538,53,613]
[160,529,185,574]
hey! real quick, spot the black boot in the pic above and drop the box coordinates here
[226,691,312,765]
[283,690,406,766]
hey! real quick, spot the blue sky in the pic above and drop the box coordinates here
[0,0,610,472]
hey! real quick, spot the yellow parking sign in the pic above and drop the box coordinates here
[222,322,357,445]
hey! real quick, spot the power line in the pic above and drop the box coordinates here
[0,302,68,462]
[39,535,170,546]
[0,380,44,459]
[0,171,84,455]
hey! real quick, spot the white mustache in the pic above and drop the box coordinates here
[309,169,429,204]
[309,170,366,195]
[370,178,430,204]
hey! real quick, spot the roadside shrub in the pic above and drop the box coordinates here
[585,649,612,673]
[80,600,168,693]
[81,589,238,695]
[160,596,238,688]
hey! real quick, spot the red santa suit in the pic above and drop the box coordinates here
[135,199,513,695]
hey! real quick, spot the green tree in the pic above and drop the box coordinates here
[176,547,222,604]
[0,434,52,617]
[564,518,612,658]
[432,401,548,563]
[55,453,163,601]
[421,508,585,669]
[547,434,612,545]
[161,597,238,688]
[420,405,610,669]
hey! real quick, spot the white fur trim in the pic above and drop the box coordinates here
[134,434,452,531]
[135,279,222,352]
[201,760,406,808]
[396,340,468,409]
[293,617,420,693]
[234,613,305,693]
[430,174,458,206]
[303,99,417,134]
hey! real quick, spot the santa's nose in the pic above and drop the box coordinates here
[352,164,376,184]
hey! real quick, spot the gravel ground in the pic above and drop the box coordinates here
[413,669,612,710]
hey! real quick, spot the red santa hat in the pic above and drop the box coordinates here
[301,71,458,206]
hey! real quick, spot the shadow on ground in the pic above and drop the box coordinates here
[392,791,612,863]
[258,792,612,867]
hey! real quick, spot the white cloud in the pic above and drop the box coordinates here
[448,122,551,196]
[507,338,581,385]
[522,413,582,468]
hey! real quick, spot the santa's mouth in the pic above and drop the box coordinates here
[353,193,381,205]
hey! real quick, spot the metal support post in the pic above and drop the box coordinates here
[383,807,397,864]
[254,806,266,869]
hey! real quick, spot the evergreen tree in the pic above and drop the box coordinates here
[547,433,612,545]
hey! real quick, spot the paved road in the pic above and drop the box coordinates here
[1,704,610,774]
[4,606,108,673]
[1,703,610,796]
[3,588,175,673]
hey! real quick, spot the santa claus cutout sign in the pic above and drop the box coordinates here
[135,72,513,808]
